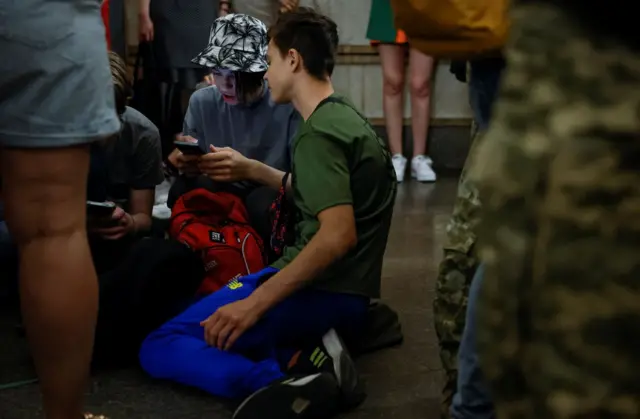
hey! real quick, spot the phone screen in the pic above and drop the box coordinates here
[175,141,205,155]
[87,201,116,218]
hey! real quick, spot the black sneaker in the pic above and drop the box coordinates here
[233,372,340,419]
[287,329,366,410]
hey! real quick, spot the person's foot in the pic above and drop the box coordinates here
[392,154,407,183]
[233,372,340,419]
[411,155,437,182]
[287,329,366,410]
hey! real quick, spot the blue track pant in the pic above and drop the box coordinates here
[139,267,369,399]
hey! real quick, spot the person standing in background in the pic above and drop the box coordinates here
[0,1,121,418]
[366,0,436,183]
[137,0,218,156]
[435,56,505,419]
[229,0,299,27]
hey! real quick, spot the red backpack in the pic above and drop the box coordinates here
[169,188,266,295]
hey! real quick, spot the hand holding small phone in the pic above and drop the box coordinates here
[87,200,116,219]
[198,144,254,182]
[169,134,202,176]
[175,141,205,156]
[88,204,134,240]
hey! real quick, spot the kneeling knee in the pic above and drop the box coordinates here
[138,329,178,377]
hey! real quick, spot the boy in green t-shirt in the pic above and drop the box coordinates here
[139,8,396,419]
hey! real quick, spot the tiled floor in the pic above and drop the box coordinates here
[0,178,457,419]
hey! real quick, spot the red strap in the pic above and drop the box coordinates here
[101,0,111,50]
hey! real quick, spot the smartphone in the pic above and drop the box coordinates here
[86,201,116,218]
[175,141,205,156]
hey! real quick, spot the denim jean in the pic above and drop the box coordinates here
[450,264,495,419]
[450,56,505,419]
[468,57,505,131]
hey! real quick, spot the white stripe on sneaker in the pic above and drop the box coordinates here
[321,329,343,383]
[285,373,322,387]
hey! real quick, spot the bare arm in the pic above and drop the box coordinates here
[138,0,154,41]
[246,109,299,191]
[247,159,291,191]
[129,188,155,234]
[139,0,151,17]
[250,204,357,313]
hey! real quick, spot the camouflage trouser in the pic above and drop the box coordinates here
[470,3,640,418]
[433,120,482,419]
[435,53,505,417]
[434,252,478,419]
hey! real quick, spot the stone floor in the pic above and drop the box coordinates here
[0,177,457,419]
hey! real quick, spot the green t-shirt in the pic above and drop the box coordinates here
[271,96,397,298]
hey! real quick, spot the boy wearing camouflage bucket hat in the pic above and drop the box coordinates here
[166,13,300,241]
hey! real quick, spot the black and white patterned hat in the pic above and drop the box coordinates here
[192,14,268,73]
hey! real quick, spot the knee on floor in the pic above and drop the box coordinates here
[138,331,175,377]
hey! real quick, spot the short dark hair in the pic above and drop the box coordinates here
[108,51,132,115]
[268,8,339,80]
[235,71,266,102]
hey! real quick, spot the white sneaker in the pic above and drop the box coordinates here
[411,155,437,182]
[391,154,407,183]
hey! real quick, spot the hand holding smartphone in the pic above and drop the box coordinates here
[87,201,119,228]
[86,200,116,217]
[172,135,205,177]
[175,141,205,156]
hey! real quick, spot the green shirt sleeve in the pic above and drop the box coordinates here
[294,132,353,215]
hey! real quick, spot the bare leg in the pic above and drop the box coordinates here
[378,44,407,155]
[408,48,435,156]
[2,146,96,419]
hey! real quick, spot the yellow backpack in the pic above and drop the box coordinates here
[390,0,510,58]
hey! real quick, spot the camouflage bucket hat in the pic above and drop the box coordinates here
[192,14,268,73]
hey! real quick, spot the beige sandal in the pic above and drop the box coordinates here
[84,414,108,419]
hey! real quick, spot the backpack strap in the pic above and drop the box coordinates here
[313,96,375,130]
[281,172,290,189]
[312,96,395,182]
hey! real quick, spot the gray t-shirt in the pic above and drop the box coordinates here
[182,84,300,190]
[102,106,164,208]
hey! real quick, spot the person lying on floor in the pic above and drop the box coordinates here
[139,8,397,419]
[166,13,300,244]
[87,51,165,274]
